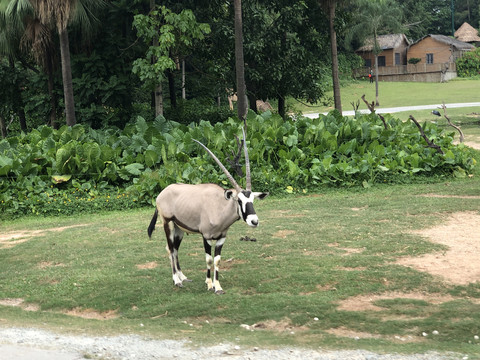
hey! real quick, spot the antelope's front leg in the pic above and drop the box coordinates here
[203,237,225,294]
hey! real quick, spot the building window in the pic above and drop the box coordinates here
[364,59,372,67]
[395,53,401,65]
[378,56,386,67]
[426,53,434,64]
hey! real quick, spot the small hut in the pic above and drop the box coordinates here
[356,34,410,68]
[455,22,480,46]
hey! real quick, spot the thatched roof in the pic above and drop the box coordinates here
[356,34,409,52]
[455,22,480,43]
[411,34,475,51]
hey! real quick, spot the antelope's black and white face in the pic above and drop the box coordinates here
[236,190,268,227]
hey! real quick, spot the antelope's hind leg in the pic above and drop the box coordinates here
[164,221,189,287]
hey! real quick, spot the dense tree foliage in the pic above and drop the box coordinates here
[0,0,477,134]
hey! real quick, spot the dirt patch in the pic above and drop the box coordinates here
[0,225,88,249]
[419,193,480,200]
[136,261,158,270]
[464,141,480,150]
[64,307,119,320]
[0,298,117,320]
[272,229,295,239]
[327,242,364,256]
[337,292,462,312]
[396,211,480,285]
[0,298,40,312]
[37,261,66,269]
[241,318,308,333]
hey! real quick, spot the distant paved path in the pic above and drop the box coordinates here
[303,102,480,118]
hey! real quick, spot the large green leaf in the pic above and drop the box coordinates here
[0,155,13,176]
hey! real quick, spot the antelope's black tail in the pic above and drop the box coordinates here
[147,209,158,238]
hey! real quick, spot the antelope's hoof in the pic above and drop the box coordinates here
[183,278,193,283]
[215,289,226,295]
[175,282,184,288]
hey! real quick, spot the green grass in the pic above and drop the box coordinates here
[292,78,480,115]
[1,175,480,356]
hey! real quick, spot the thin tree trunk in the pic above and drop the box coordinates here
[155,83,163,117]
[46,58,58,129]
[17,108,27,132]
[278,96,285,119]
[151,0,163,118]
[167,70,176,108]
[58,27,76,126]
[182,59,186,100]
[9,58,27,132]
[328,0,342,113]
[0,116,7,138]
[374,54,379,106]
[248,93,257,112]
[234,0,247,122]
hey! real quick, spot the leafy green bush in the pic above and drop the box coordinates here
[408,57,421,65]
[0,110,476,219]
[164,98,235,125]
[456,48,480,77]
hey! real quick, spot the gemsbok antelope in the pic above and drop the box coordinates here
[147,128,268,294]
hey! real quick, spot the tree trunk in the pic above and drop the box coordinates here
[167,70,176,108]
[278,96,285,119]
[182,59,186,100]
[0,116,7,138]
[58,26,76,126]
[234,0,247,122]
[155,83,163,117]
[46,58,58,129]
[151,0,164,118]
[8,58,27,132]
[248,93,257,113]
[17,108,27,132]
[328,0,342,113]
[374,54,379,106]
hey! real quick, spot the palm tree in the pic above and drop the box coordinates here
[320,0,342,113]
[348,0,403,106]
[0,0,30,132]
[4,0,60,128]
[32,0,105,126]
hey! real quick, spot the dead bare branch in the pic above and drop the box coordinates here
[440,103,464,143]
[350,100,360,113]
[361,94,388,129]
[226,134,244,177]
[409,115,444,154]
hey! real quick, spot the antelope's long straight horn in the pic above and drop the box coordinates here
[242,127,251,191]
[193,139,241,193]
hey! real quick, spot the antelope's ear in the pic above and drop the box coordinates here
[253,192,269,200]
[224,189,235,200]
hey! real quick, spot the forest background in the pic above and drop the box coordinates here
[1,0,479,133]
[1,0,480,219]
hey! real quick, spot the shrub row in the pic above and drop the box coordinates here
[0,110,476,218]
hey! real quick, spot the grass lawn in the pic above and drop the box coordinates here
[291,78,480,116]
[1,168,480,356]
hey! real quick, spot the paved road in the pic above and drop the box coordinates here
[303,102,480,118]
